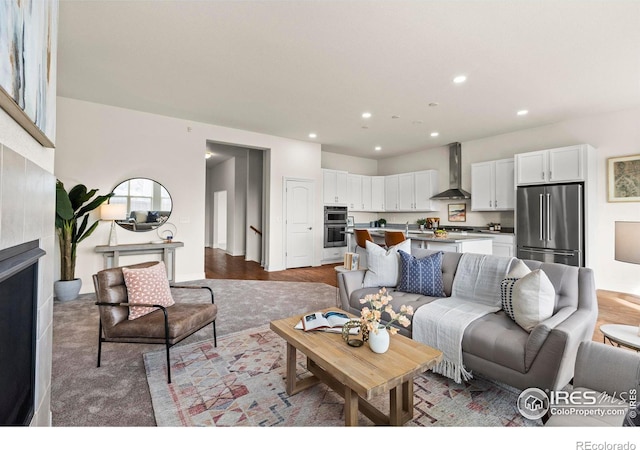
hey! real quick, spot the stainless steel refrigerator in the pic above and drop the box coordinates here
[516,183,584,267]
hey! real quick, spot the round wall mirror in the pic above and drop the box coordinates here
[110,178,173,232]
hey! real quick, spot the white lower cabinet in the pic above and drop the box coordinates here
[322,246,347,264]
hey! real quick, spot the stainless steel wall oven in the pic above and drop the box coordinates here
[324,206,347,247]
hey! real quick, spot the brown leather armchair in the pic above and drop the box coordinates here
[92,261,217,383]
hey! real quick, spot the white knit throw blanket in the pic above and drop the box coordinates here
[413,253,515,383]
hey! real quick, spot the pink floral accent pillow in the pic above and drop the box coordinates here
[122,261,175,320]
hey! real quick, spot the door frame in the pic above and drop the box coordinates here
[283,177,315,269]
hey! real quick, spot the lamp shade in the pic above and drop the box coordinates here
[100,204,127,221]
[615,221,640,264]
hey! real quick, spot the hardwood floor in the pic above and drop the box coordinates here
[204,248,640,343]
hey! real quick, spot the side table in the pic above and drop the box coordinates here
[600,324,640,352]
[94,241,184,281]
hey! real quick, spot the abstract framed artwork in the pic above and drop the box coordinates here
[607,154,640,202]
[448,203,466,222]
[0,0,58,148]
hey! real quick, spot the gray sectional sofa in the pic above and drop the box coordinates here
[337,248,599,392]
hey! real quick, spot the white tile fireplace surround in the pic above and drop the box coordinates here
[0,143,56,426]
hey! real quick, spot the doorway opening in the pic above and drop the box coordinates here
[205,141,266,266]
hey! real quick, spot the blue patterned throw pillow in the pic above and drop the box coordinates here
[397,250,445,297]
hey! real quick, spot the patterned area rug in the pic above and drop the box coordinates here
[144,325,541,427]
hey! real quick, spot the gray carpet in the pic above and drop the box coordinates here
[51,279,337,426]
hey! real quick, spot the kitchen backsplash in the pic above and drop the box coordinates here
[348,202,514,229]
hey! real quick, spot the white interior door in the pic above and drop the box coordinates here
[285,179,314,268]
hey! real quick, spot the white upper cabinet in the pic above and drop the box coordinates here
[471,162,494,210]
[392,170,438,212]
[398,173,415,210]
[347,174,363,211]
[515,145,588,185]
[371,176,385,211]
[471,159,514,211]
[413,170,439,211]
[494,159,515,210]
[384,175,400,211]
[361,175,372,211]
[323,169,348,205]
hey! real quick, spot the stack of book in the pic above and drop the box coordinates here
[343,252,359,270]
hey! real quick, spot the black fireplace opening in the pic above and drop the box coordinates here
[0,240,45,426]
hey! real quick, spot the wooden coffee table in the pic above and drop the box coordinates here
[270,308,443,426]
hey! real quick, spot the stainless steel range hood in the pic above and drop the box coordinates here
[430,142,471,200]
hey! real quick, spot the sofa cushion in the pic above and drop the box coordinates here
[397,250,445,297]
[146,211,160,223]
[122,261,175,320]
[512,269,555,332]
[363,239,411,288]
[462,311,529,373]
[134,210,148,223]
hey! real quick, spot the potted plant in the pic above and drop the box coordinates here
[55,180,113,301]
[416,218,427,230]
[378,218,387,228]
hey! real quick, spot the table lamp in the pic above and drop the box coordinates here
[100,204,127,246]
[614,221,640,335]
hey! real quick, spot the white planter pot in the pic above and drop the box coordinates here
[368,326,390,354]
[54,279,82,302]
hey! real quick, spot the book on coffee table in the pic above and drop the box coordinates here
[295,310,358,333]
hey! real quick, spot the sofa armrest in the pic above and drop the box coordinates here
[525,307,576,370]
[573,341,640,400]
[337,269,366,311]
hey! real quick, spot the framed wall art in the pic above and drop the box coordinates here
[0,0,58,148]
[607,154,640,202]
[448,203,466,222]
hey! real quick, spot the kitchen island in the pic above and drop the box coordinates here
[347,229,494,255]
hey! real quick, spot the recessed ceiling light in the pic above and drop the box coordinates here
[205,152,212,159]
[374,146,382,151]
[517,110,529,116]
[308,133,317,138]
[391,115,400,119]
[428,102,439,107]
[453,75,467,84]
[412,120,423,125]
[361,125,369,129]
[362,112,372,119]
[430,132,439,137]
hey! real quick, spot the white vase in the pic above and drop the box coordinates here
[368,326,390,353]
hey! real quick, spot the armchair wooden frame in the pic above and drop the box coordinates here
[93,263,217,384]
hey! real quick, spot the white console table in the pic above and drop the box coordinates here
[94,241,184,281]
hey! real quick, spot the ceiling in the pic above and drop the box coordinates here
[57,0,640,160]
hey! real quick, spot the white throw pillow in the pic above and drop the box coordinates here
[512,269,556,332]
[363,239,411,288]
[508,259,531,278]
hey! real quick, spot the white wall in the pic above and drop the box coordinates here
[246,150,263,263]
[55,97,322,292]
[208,158,235,252]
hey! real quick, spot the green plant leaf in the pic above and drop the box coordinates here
[76,193,113,218]
[56,181,74,221]
[77,220,100,244]
[68,184,89,211]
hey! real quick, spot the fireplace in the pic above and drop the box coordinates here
[0,240,45,426]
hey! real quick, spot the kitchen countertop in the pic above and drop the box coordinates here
[345,229,496,243]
